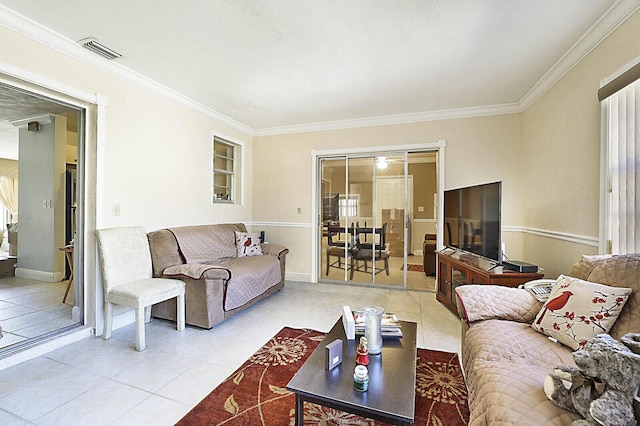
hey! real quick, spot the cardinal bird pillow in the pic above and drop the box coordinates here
[234,231,263,257]
[531,274,632,350]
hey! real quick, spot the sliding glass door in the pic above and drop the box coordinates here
[319,151,434,288]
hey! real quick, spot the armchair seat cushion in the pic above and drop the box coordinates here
[107,278,185,307]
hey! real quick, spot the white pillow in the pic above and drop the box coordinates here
[234,231,263,257]
[531,274,631,350]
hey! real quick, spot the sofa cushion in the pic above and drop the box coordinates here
[147,229,184,277]
[456,285,541,323]
[567,254,613,280]
[464,320,579,425]
[220,255,282,311]
[586,254,640,340]
[170,224,246,264]
[531,275,631,350]
[234,231,263,257]
[163,263,230,280]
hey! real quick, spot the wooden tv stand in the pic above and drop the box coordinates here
[436,250,544,314]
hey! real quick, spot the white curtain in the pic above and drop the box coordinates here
[0,176,18,223]
[607,78,640,254]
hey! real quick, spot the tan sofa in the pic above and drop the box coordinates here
[147,223,288,329]
[454,253,640,425]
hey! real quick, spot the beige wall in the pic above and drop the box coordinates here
[2,7,638,317]
[255,10,640,282]
[522,9,640,278]
[1,24,254,329]
[254,113,524,280]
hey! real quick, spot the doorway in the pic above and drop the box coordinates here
[0,82,85,354]
[317,148,440,290]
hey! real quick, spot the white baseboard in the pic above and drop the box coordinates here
[15,268,65,282]
[285,272,312,283]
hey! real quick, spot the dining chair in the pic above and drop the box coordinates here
[350,223,390,279]
[326,224,355,274]
[95,226,185,351]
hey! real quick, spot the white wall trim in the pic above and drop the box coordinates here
[3,2,636,139]
[285,272,312,283]
[504,225,599,247]
[413,218,436,223]
[10,113,52,128]
[254,105,521,137]
[15,268,65,282]
[0,5,253,137]
[248,221,313,228]
[519,0,640,110]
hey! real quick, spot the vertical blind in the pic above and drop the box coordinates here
[606,78,640,253]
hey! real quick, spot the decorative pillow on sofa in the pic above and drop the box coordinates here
[234,231,263,257]
[531,274,632,350]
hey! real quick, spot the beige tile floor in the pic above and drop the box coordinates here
[322,251,437,291]
[0,280,461,425]
[0,277,77,349]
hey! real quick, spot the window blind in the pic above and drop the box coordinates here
[606,78,640,253]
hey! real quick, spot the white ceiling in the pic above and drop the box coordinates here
[0,0,638,136]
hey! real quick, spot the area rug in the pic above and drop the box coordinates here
[177,327,469,425]
[401,264,425,273]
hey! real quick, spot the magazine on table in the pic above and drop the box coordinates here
[352,310,403,338]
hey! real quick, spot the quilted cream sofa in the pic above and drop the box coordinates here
[147,223,288,329]
[454,253,640,425]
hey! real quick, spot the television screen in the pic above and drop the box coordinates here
[443,182,502,262]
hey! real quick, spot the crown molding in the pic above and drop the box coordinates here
[519,0,640,110]
[2,1,637,138]
[253,103,522,137]
[0,5,253,137]
[10,113,52,129]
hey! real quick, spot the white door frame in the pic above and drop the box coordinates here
[311,141,446,284]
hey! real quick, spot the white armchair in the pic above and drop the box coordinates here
[95,226,185,351]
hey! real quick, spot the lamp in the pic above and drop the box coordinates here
[376,157,388,170]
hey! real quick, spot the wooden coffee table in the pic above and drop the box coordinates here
[287,318,417,425]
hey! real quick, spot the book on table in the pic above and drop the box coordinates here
[352,310,403,338]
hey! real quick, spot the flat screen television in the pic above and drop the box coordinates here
[443,181,502,262]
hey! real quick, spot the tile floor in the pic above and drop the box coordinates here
[0,277,77,349]
[322,252,437,291]
[0,281,461,425]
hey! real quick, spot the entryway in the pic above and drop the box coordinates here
[314,144,443,290]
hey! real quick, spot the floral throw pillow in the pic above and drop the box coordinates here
[531,274,631,350]
[235,231,263,257]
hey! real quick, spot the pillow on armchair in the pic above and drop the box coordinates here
[531,274,631,350]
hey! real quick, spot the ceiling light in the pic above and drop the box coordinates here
[376,157,388,169]
[78,37,121,60]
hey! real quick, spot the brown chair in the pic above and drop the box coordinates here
[350,223,389,279]
[422,233,437,276]
[325,225,354,274]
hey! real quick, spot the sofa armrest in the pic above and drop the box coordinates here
[163,263,231,280]
[261,243,288,258]
[455,285,542,324]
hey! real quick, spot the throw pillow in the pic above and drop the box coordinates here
[531,274,632,350]
[234,231,263,257]
[567,254,614,280]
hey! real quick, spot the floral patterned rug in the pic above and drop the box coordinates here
[177,327,469,425]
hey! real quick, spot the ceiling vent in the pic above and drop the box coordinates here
[78,37,122,60]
